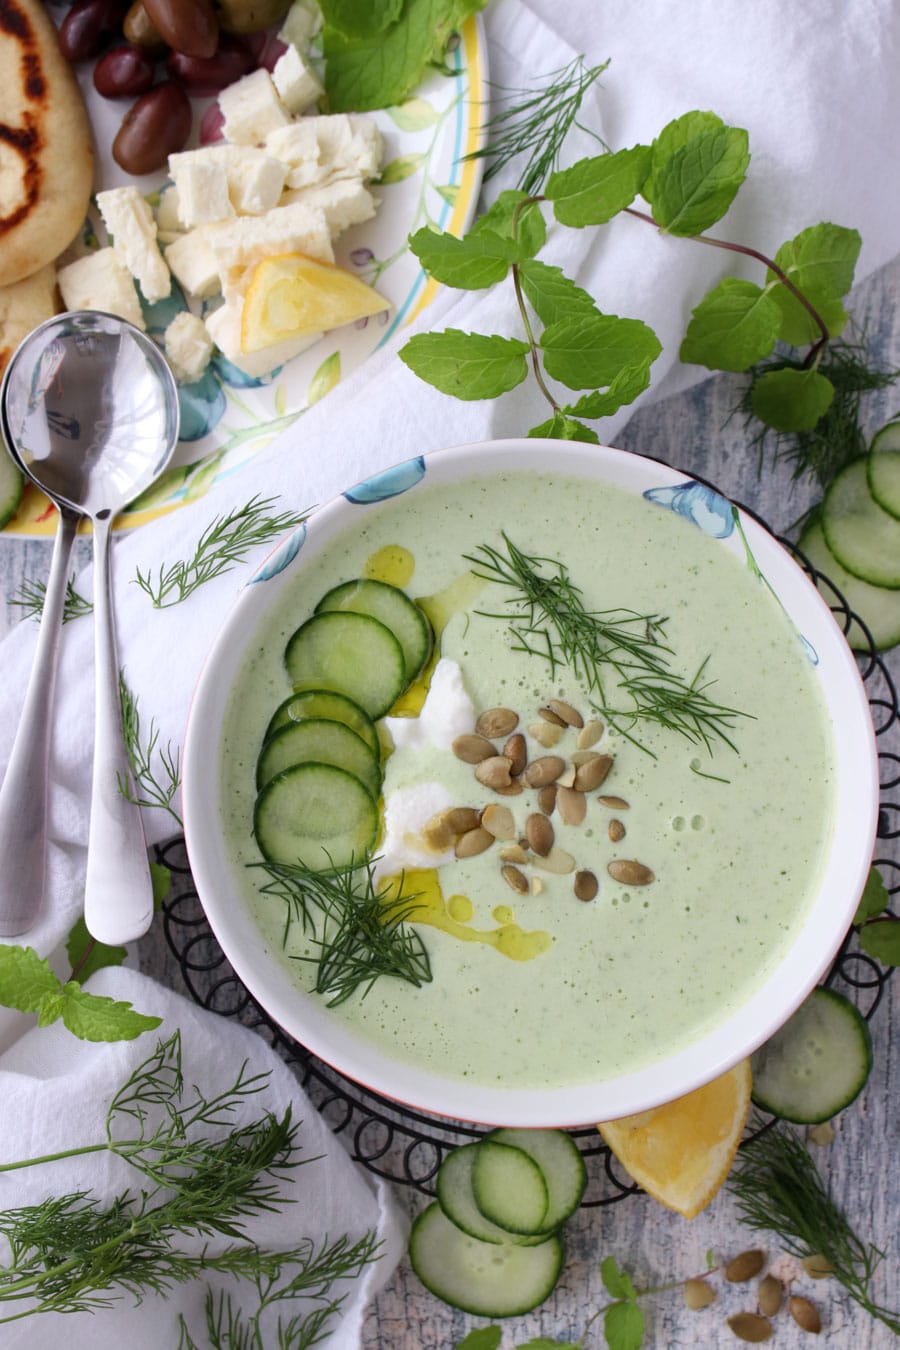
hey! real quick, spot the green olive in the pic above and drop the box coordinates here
[123,0,165,49]
[214,0,292,35]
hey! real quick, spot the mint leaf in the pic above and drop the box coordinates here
[604,1300,645,1350]
[566,358,653,419]
[643,110,725,203]
[408,226,515,289]
[455,1330,501,1350]
[519,260,599,327]
[323,0,488,112]
[546,146,651,226]
[56,982,162,1042]
[529,413,599,442]
[650,124,749,236]
[541,313,661,391]
[66,917,127,984]
[320,0,402,37]
[471,190,547,260]
[600,1255,635,1300]
[750,367,835,432]
[680,278,781,372]
[37,989,66,1028]
[858,917,900,966]
[768,223,862,345]
[400,330,529,399]
[854,867,889,925]
[0,944,60,1012]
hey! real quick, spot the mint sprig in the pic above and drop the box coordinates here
[853,866,900,966]
[0,945,161,1042]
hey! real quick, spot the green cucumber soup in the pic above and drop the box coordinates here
[219,470,836,1091]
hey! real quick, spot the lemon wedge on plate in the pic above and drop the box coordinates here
[241,253,391,353]
[597,1059,752,1218]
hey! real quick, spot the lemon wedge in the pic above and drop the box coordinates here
[240,253,391,353]
[597,1059,752,1219]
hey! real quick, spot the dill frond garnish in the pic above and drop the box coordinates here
[468,55,610,194]
[251,858,432,1007]
[729,1121,900,1335]
[118,674,182,828]
[9,576,92,624]
[466,534,748,756]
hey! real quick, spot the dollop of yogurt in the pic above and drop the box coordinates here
[384,657,476,750]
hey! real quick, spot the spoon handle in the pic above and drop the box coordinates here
[83,516,154,948]
[0,507,80,936]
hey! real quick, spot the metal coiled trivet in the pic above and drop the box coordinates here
[158,544,898,1207]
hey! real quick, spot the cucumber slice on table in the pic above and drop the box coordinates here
[485,1128,588,1232]
[254,762,378,871]
[821,458,900,588]
[436,1143,552,1247]
[264,688,379,754]
[284,610,406,720]
[255,717,382,799]
[797,518,900,651]
[315,578,433,682]
[471,1139,549,1236]
[409,1202,564,1317]
[0,448,23,529]
[751,986,873,1124]
[867,418,900,519]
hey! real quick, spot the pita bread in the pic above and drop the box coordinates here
[0,261,57,376]
[0,1,94,287]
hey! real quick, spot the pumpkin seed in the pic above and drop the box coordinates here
[476,707,519,739]
[538,705,567,727]
[503,732,527,776]
[531,875,544,895]
[452,733,496,764]
[475,756,513,790]
[546,698,583,728]
[597,794,630,810]
[757,1275,783,1317]
[573,870,599,901]
[607,859,655,886]
[801,1254,833,1280]
[537,784,557,815]
[481,803,516,840]
[501,864,529,895]
[528,719,563,747]
[533,846,576,875]
[577,719,604,749]
[557,785,586,826]
[499,843,528,864]
[523,755,566,788]
[443,807,481,836]
[683,1278,715,1310]
[726,1312,772,1343]
[573,753,613,791]
[455,826,494,859]
[788,1296,821,1334]
[608,818,626,842]
[808,1121,835,1146]
[525,813,554,856]
[494,779,524,796]
[726,1250,766,1283]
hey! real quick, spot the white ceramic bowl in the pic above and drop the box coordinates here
[183,439,879,1127]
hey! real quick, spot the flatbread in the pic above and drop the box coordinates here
[0,1,94,287]
[0,261,58,377]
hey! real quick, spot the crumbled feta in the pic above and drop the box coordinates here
[164,229,221,299]
[307,114,383,179]
[272,43,322,115]
[155,185,184,238]
[57,248,145,330]
[278,0,321,49]
[219,69,291,146]
[281,178,378,234]
[225,148,287,215]
[207,201,333,295]
[96,186,170,303]
[373,782,456,882]
[167,148,234,227]
[264,120,322,187]
[385,659,477,752]
[164,311,213,384]
[204,299,322,377]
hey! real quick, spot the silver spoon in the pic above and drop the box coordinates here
[0,310,179,945]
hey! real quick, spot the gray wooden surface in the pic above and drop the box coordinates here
[0,256,896,1349]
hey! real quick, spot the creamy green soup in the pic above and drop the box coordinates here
[219,470,835,1090]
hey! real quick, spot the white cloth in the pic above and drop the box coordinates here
[0,1,898,1343]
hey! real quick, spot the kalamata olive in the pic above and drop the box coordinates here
[166,35,255,95]
[112,81,192,176]
[94,45,156,98]
[215,0,292,36]
[141,0,219,60]
[122,1,165,49]
[59,0,129,63]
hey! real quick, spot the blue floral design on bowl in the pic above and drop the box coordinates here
[177,369,227,441]
[344,457,426,504]
[644,481,734,539]
[249,523,308,584]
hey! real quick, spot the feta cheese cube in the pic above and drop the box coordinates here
[272,43,322,115]
[278,0,321,50]
[264,120,321,187]
[207,201,334,295]
[167,148,234,227]
[155,185,184,236]
[57,248,145,330]
[164,229,221,299]
[225,148,286,215]
[218,69,291,146]
[305,114,383,179]
[205,298,321,377]
[281,178,377,234]
[164,311,214,384]
[96,186,170,304]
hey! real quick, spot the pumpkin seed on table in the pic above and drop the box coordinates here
[727,1312,772,1343]
[801,1254,833,1279]
[683,1277,715,1310]
[475,707,518,739]
[788,1296,822,1333]
[726,1250,766,1283]
[452,733,496,764]
[757,1274,783,1317]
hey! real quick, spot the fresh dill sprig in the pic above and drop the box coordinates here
[133,494,309,608]
[0,1032,380,1330]
[251,858,432,1007]
[729,1120,900,1335]
[9,575,92,624]
[468,55,610,195]
[466,534,747,755]
[118,673,182,828]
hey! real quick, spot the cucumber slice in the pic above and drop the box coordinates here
[264,688,379,755]
[797,519,900,651]
[471,1139,549,1236]
[485,1128,587,1232]
[751,986,873,1124]
[253,762,378,871]
[284,611,406,720]
[0,446,23,529]
[256,718,381,799]
[868,422,900,519]
[408,1202,564,1317]
[821,458,900,588]
[436,1143,552,1247]
[316,578,433,682]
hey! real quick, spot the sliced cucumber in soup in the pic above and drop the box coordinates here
[284,610,406,720]
[315,578,433,682]
[821,458,900,588]
[867,419,900,520]
[471,1139,549,1235]
[254,762,378,871]
[0,448,23,529]
[264,688,379,754]
[408,1202,564,1317]
[750,986,873,1124]
[796,518,900,651]
[255,717,382,799]
[436,1143,553,1247]
[485,1128,587,1232]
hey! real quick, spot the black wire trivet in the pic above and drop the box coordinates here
[158,537,898,1208]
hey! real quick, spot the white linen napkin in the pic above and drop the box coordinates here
[0,1,898,1342]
